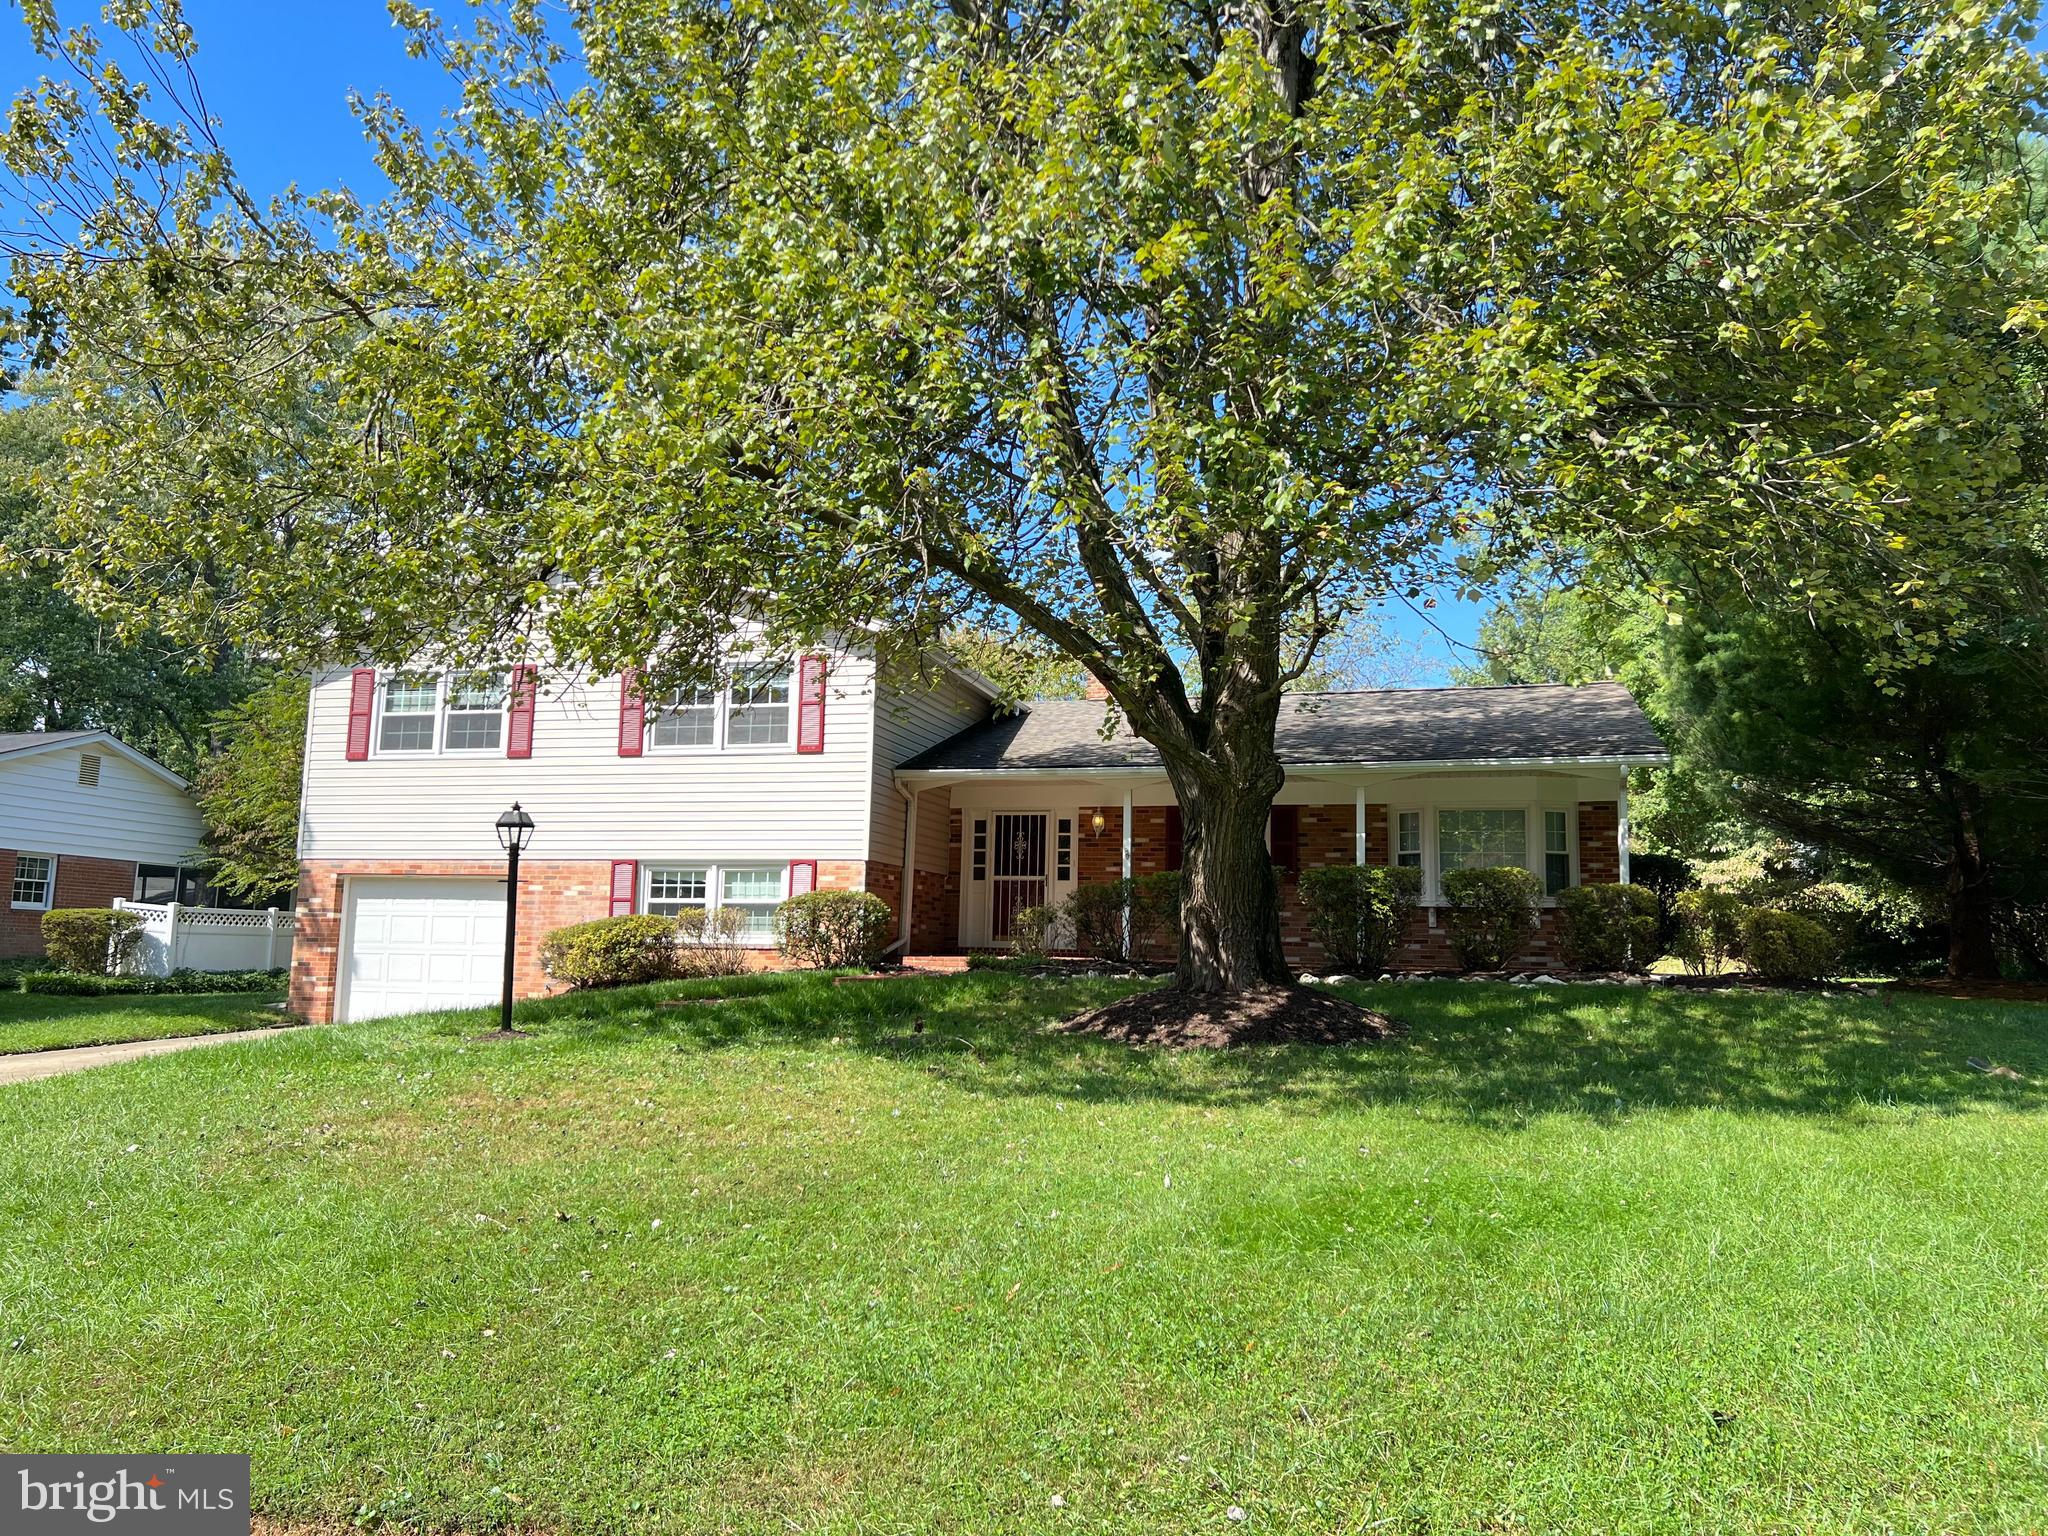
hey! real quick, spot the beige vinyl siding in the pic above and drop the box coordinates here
[299,656,879,863]
[868,668,989,867]
[0,749,202,865]
[910,785,953,874]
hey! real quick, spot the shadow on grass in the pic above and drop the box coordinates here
[474,970,2048,1126]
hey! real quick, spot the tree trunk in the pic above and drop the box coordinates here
[1945,841,2001,981]
[1161,717,1292,993]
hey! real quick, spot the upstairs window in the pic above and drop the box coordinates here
[651,687,719,749]
[443,673,507,752]
[11,854,53,911]
[726,667,792,747]
[378,675,439,752]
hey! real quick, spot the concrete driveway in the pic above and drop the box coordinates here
[0,1025,303,1086]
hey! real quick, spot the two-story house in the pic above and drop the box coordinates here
[289,651,1668,1023]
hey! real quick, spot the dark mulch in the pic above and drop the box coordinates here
[1885,977,2048,1004]
[1057,983,1402,1049]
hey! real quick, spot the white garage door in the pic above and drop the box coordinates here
[342,878,507,1023]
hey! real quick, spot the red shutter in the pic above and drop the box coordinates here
[609,860,638,916]
[796,655,827,754]
[617,669,645,757]
[1164,806,1184,872]
[344,668,376,761]
[789,860,818,897]
[1270,806,1299,877]
[506,665,538,759]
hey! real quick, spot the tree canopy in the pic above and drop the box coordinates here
[5,0,2044,996]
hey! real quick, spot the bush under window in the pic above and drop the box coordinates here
[1441,866,1541,971]
[775,889,894,970]
[1554,882,1661,972]
[1296,864,1421,973]
[540,915,682,989]
[40,908,145,976]
[1740,909,1841,983]
[1063,873,1181,963]
[673,907,752,978]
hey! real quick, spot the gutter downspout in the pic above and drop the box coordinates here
[885,782,914,956]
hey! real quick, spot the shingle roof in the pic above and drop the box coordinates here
[0,730,97,757]
[898,683,1668,773]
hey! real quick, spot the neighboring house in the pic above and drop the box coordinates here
[289,653,1670,1024]
[0,730,209,959]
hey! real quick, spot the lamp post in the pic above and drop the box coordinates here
[494,802,536,1033]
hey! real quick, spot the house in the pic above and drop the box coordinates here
[288,652,1669,1023]
[0,730,210,959]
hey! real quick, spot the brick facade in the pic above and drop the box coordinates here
[1578,801,1620,884]
[0,850,137,960]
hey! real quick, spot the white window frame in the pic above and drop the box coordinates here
[641,860,791,946]
[1408,803,1579,907]
[641,664,799,756]
[11,852,56,912]
[1542,808,1576,897]
[647,687,722,753]
[370,671,511,757]
[1393,809,1424,872]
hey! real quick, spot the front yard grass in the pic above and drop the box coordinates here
[2,972,2046,1534]
[0,987,287,1054]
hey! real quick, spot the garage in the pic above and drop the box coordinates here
[341,878,507,1023]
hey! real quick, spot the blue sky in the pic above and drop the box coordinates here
[1,1,1492,683]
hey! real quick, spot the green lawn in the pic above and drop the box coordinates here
[0,987,287,1054]
[2,973,2045,1534]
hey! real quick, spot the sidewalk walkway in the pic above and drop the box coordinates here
[0,1025,303,1086]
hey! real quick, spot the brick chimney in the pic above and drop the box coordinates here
[1083,674,1112,701]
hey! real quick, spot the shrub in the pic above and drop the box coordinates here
[1062,874,1182,963]
[1441,866,1541,971]
[1672,889,1746,977]
[539,915,681,989]
[673,906,752,978]
[40,908,145,976]
[776,889,894,970]
[1296,864,1421,973]
[1628,851,1695,956]
[19,967,285,997]
[1740,909,1841,983]
[1008,903,1059,960]
[1554,882,1661,972]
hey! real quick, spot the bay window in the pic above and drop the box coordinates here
[1437,809,1528,878]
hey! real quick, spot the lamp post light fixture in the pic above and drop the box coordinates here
[494,801,537,1034]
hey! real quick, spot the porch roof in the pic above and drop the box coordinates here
[898,682,1668,775]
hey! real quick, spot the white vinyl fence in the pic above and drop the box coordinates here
[112,900,296,977]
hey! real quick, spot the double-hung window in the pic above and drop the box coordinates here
[1543,810,1572,895]
[378,675,440,752]
[1437,810,1528,879]
[726,667,792,747]
[720,867,786,940]
[10,854,53,911]
[443,673,507,751]
[651,687,718,749]
[645,866,710,917]
[1395,811,1423,869]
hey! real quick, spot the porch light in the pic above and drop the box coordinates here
[1089,810,1107,837]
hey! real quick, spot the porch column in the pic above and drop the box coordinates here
[1354,786,1367,865]
[1121,787,1134,954]
[1617,767,1632,884]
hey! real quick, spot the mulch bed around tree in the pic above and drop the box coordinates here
[1883,977,2048,1004]
[1057,984,1402,1049]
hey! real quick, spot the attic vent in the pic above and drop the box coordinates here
[77,752,100,787]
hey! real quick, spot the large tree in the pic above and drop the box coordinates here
[3,0,2043,1009]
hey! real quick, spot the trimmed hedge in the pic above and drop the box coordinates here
[1297,864,1421,973]
[776,890,894,970]
[540,915,682,989]
[19,967,286,997]
[1554,882,1661,972]
[40,908,144,976]
[1441,866,1541,971]
[1740,909,1841,983]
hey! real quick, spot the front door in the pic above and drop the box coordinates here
[990,812,1049,941]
